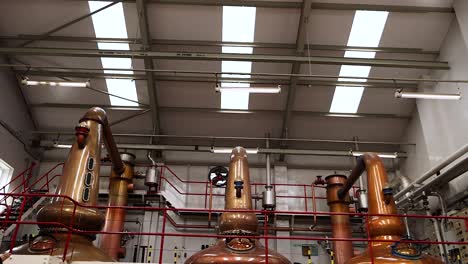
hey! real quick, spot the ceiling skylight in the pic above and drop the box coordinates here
[329,11,388,113]
[220,6,256,110]
[89,1,138,106]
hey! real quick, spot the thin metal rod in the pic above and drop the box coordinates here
[20,1,119,47]
[1,63,464,83]
[84,85,149,106]
[109,109,151,127]
[266,138,271,187]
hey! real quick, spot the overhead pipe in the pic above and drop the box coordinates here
[41,140,407,158]
[262,137,276,210]
[398,155,468,206]
[338,153,444,264]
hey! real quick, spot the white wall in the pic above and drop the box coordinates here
[401,6,468,198]
[0,57,37,178]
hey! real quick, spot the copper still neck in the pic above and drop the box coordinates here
[339,153,404,241]
[185,147,290,264]
[218,146,258,235]
[30,107,125,261]
[340,153,443,264]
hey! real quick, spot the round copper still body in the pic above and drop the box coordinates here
[10,233,114,262]
[185,239,290,264]
[186,147,290,264]
[346,240,443,264]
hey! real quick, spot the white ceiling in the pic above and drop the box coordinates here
[0,0,456,152]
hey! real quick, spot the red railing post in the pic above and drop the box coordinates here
[9,195,29,252]
[303,185,308,212]
[159,207,168,264]
[264,210,269,264]
[62,203,77,261]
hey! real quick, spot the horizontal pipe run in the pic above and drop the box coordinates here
[394,143,468,200]
[30,104,410,119]
[2,35,440,54]
[35,130,415,145]
[40,140,407,157]
[52,0,456,13]
[3,63,466,83]
[397,155,468,205]
[0,47,450,69]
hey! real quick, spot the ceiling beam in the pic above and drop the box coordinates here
[30,103,410,119]
[0,47,449,69]
[72,0,454,13]
[1,35,439,55]
[280,0,313,157]
[136,0,161,135]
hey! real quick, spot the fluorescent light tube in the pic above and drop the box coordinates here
[22,80,90,88]
[53,143,72,149]
[216,85,281,94]
[211,147,258,154]
[351,151,397,159]
[395,91,461,100]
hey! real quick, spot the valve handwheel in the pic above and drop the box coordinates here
[208,166,228,187]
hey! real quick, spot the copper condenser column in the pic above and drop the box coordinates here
[185,147,290,264]
[9,107,124,262]
[100,152,135,259]
[326,174,354,264]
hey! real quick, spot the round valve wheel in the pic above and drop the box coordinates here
[208,166,228,187]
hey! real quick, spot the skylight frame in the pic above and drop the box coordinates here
[220,6,257,110]
[88,1,139,106]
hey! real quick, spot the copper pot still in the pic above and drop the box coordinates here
[9,107,125,262]
[332,153,444,264]
[185,147,290,264]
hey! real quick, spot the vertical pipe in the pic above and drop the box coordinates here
[159,208,167,264]
[266,141,271,187]
[100,153,135,259]
[325,175,353,264]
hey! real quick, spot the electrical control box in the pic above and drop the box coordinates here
[447,208,468,264]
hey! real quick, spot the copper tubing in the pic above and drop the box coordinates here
[80,107,124,175]
[326,175,353,264]
[339,154,404,239]
[100,153,135,260]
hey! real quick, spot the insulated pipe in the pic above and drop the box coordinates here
[398,155,468,206]
[325,175,353,264]
[395,143,468,201]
